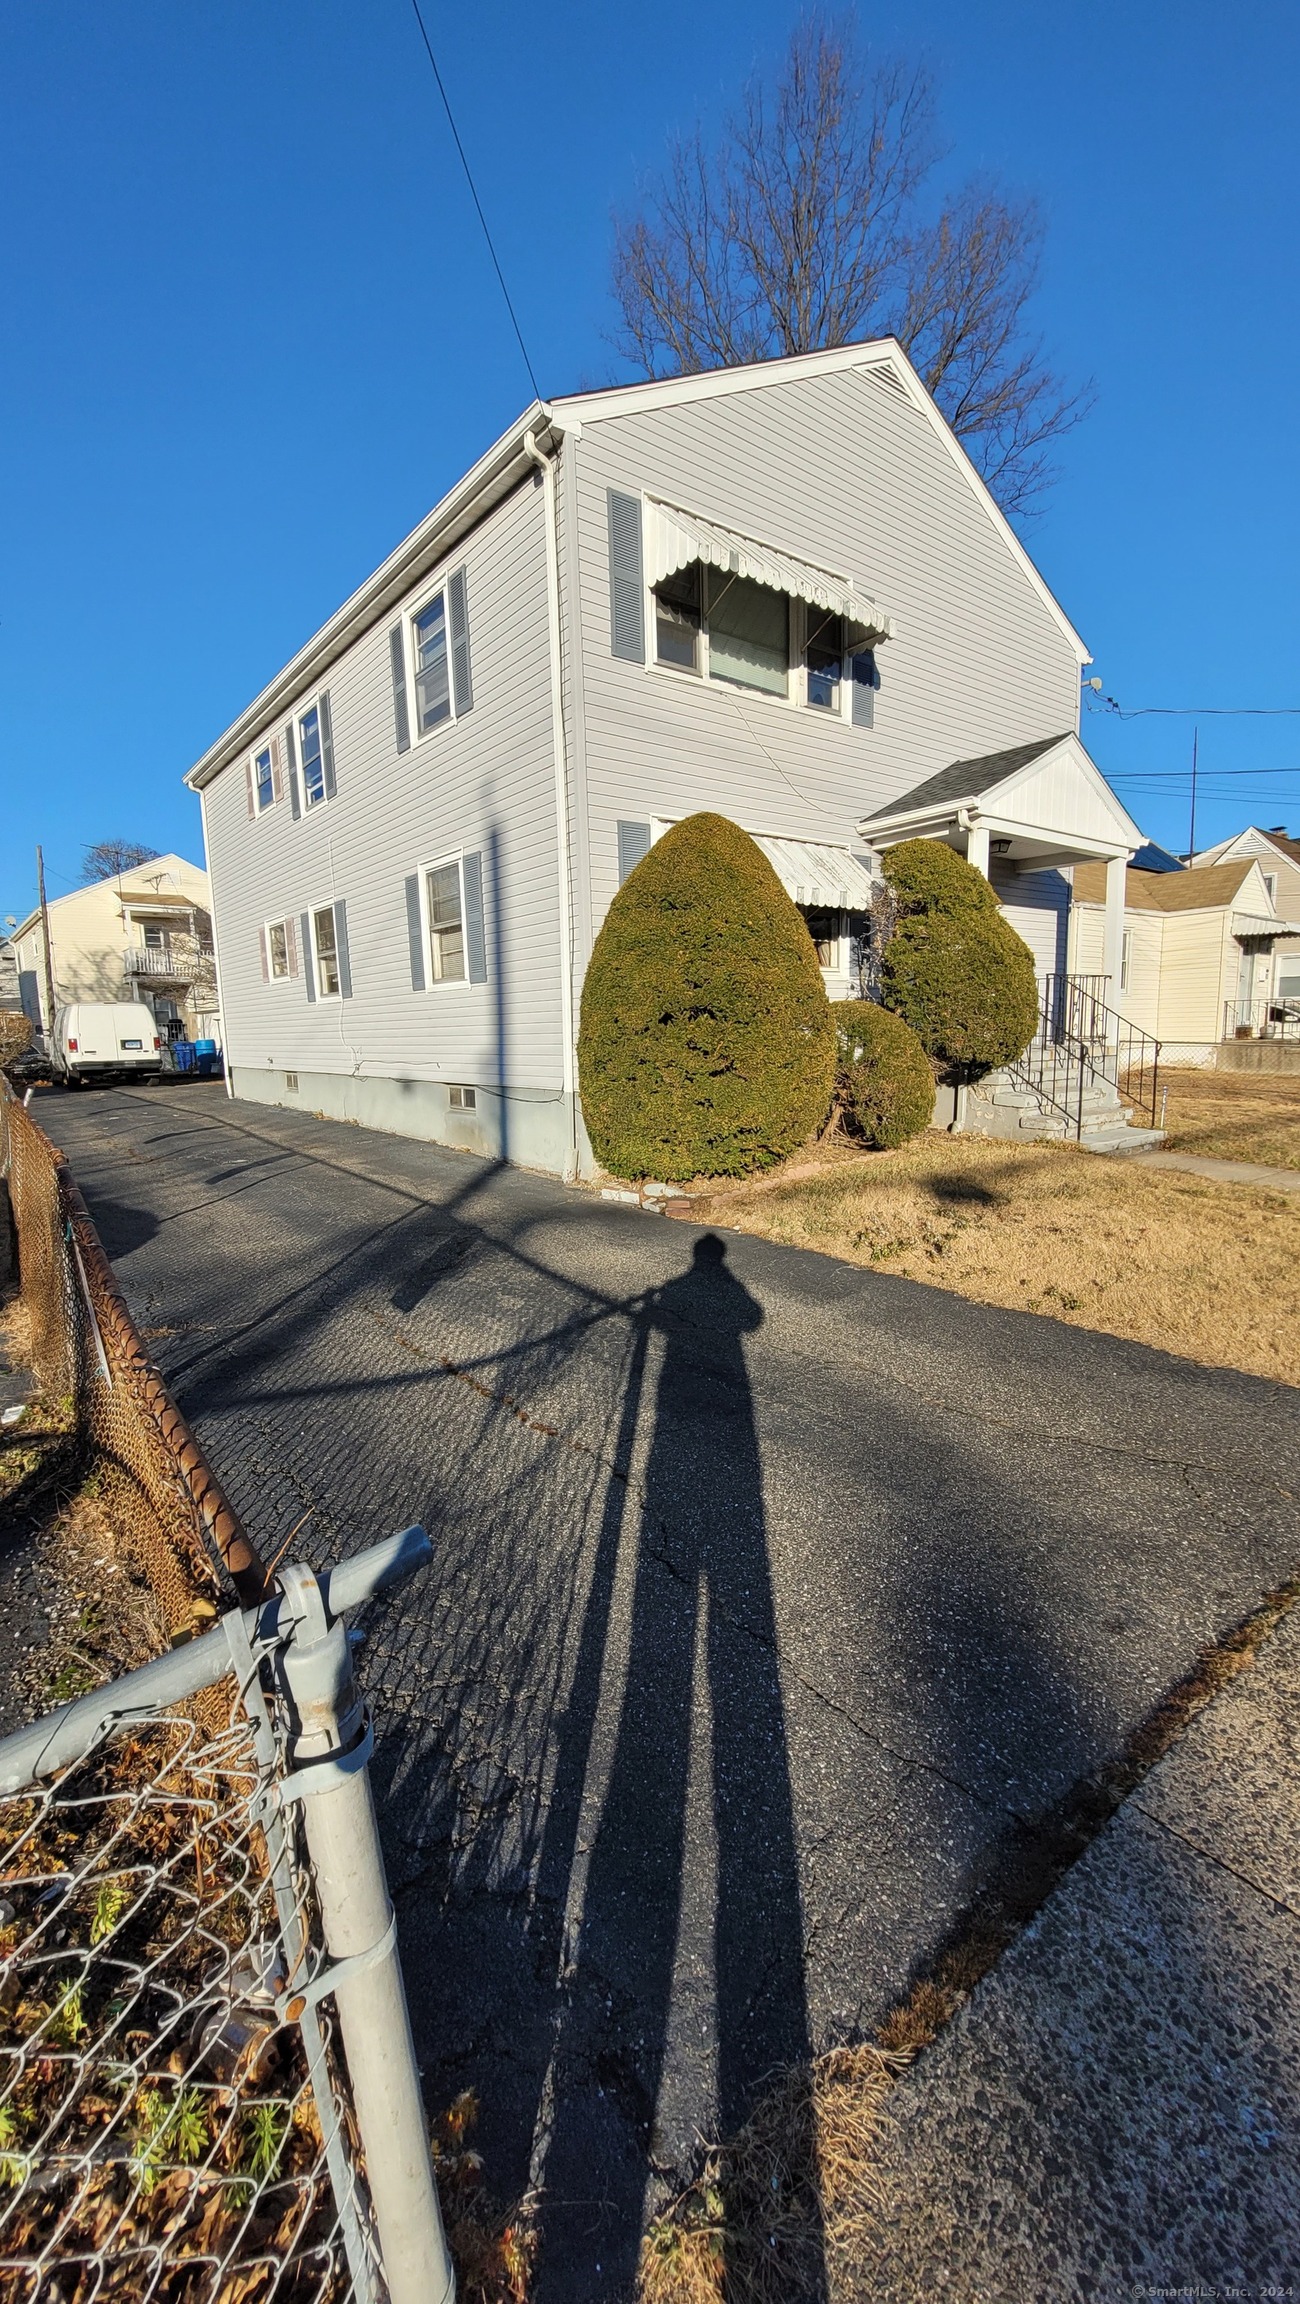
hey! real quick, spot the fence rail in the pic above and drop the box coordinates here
[0,1079,455,2301]
[1222,997,1300,1043]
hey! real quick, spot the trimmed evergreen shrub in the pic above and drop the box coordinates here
[833,1002,934,1148]
[578,812,835,1180]
[882,838,1000,919]
[882,908,1040,1070]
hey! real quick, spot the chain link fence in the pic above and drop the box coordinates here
[0,1082,455,2302]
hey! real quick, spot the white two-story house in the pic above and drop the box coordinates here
[186,340,1142,1177]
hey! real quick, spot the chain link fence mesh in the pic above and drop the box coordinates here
[0,1083,388,2301]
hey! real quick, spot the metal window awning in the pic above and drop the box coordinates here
[1232,913,1300,939]
[751,836,877,910]
[647,502,894,643]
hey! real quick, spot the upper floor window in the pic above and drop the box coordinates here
[655,565,702,672]
[414,595,451,733]
[1263,872,1277,903]
[254,744,275,811]
[300,706,328,809]
[805,610,844,712]
[708,574,788,697]
[268,920,290,979]
[651,564,875,722]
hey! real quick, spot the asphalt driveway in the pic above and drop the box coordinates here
[38,1083,1300,2300]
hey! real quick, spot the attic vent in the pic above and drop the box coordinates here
[860,364,910,399]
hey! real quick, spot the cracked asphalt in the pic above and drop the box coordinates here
[37,1083,1300,2301]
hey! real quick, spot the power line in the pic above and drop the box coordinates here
[1086,697,1300,718]
[406,0,541,403]
[1108,766,1300,781]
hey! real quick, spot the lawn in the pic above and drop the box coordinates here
[1155,1064,1300,1169]
[680,1132,1300,1384]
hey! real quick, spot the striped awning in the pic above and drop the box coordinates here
[750,836,877,910]
[647,502,894,642]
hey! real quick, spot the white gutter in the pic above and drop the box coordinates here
[522,427,578,1175]
[186,403,563,792]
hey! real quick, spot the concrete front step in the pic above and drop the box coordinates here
[1079,1126,1168,1155]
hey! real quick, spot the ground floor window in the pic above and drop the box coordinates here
[312,905,341,997]
[426,861,466,982]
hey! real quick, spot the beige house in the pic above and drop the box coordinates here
[9,856,219,1044]
[1189,826,1300,1002]
[1070,856,1300,1063]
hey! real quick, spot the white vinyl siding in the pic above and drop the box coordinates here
[200,477,560,1102]
[561,362,1082,958]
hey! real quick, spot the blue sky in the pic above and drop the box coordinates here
[3,0,1298,925]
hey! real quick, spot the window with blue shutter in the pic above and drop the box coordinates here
[390,625,411,753]
[617,822,652,884]
[608,490,645,662]
[851,650,879,729]
[448,567,473,717]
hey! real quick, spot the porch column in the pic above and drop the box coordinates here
[1103,854,1127,1011]
[964,822,990,878]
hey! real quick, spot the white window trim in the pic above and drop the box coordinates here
[297,697,330,812]
[416,852,471,991]
[404,584,460,748]
[309,900,343,1001]
[648,563,867,723]
[264,917,293,984]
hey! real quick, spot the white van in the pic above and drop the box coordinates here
[52,1002,163,1086]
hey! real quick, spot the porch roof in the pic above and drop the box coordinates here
[859,731,1143,867]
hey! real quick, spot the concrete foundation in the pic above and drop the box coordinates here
[1215,1039,1300,1074]
[229,1066,581,1177]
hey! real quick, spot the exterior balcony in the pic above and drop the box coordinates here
[124,945,201,984]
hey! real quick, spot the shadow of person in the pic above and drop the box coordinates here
[535,1234,820,2299]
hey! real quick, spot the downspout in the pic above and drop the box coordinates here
[523,427,579,1179]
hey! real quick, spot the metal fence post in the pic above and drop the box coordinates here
[275,1563,456,2304]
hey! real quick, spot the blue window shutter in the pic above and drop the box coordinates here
[617,821,652,884]
[333,898,352,997]
[851,651,878,729]
[320,692,337,799]
[286,721,301,818]
[390,625,411,753]
[607,490,644,662]
[404,874,426,990]
[448,567,473,716]
[462,851,487,983]
[300,911,316,1001]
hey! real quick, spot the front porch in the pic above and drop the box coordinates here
[860,734,1165,1146]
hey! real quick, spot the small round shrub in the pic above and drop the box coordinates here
[833,1002,934,1148]
[882,838,1000,919]
[881,908,1040,1071]
[578,812,835,1180]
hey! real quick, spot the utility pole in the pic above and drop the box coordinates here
[1188,726,1199,861]
[36,847,58,1041]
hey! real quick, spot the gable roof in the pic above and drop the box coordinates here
[9,855,208,944]
[862,736,1067,823]
[1190,825,1300,872]
[187,339,1092,794]
[554,341,1090,668]
[1074,858,1257,911]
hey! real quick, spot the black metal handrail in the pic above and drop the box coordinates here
[1007,973,1162,1140]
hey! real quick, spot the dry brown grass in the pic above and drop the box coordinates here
[639,2044,903,2304]
[681,1131,1300,1383]
[1157,1063,1300,1169]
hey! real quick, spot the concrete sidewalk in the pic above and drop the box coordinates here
[1131,1148,1300,1190]
[857,1607,1300,2298]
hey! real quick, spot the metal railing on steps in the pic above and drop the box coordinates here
[1006,972,1162,1141]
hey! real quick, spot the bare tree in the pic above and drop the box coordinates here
[611,17,1089,514]
[81,840,160,884]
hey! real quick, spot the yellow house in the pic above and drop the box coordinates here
[1069,856,1300,1063]
[9,855,218,1044]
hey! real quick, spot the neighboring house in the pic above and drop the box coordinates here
[185,339,1146,1178]
[9,857,219,1044]
[1188,826,1300,1002]
[1069,857,1300,1062]
[0,938,21,1014]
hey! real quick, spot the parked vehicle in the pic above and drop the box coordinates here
[52,1002,163,1086]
